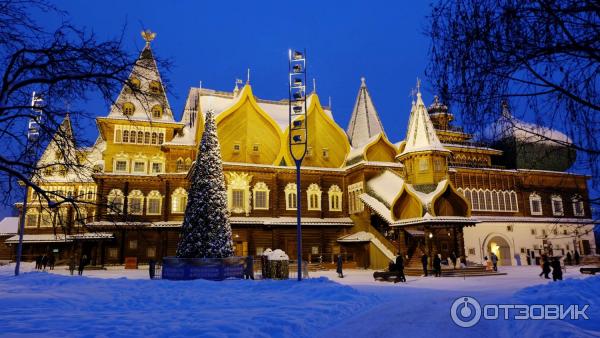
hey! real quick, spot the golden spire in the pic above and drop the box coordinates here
[141,30,156,46]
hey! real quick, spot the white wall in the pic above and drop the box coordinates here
[463,222,596,266]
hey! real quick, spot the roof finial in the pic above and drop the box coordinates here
[141,30,156,46]
[247,68,250,84]
[328,96,332,110]
[409,88,417,104]
[416,77,421,96]
[312,78,316,93]
[360,76,366,87]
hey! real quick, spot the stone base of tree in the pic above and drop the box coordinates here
[161,257,245,281]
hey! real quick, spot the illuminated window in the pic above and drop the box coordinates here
[328,185,343,211]
[146,190,162,215]
[307,183,322,211]
[137,131,143,143]
[171,187,188,213]
[39,209,54,227]
[144,132,150,144]
[133,161,146,174]
[419,158,429,171]
[151,105,163,118]
[348,182,364,214]
[122,102,135,116]
[129,130,136,143]
[151,162,163,174]
[107,189,124,214]
[149,81,161,94]
[285,183,297,210]
[529,193,542,215]
[551,195,563,216]
[232,190,245,210]
[176,158,184,172]
[25,209,39,228]
[572,195,585,216]
[252,182,270,210]
[115,160,128,173]
[122,130,129,143]
[128,190,144,215]
[322,148,329,160]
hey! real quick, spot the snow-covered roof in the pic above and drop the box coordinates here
[0,217,18,235]
[5,234,69,243]
[474,216,595,224]
[359,194,395,224]
[346,77,386,148]
[337,231,395,260]
[389,216,477,227]
[366,170,404,208]
[89,217,354,228]
[488,109,572,145]
[399,91,450,157]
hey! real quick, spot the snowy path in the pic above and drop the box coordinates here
[0,263,598,337]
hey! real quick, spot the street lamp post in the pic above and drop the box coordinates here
[288,49,308,281]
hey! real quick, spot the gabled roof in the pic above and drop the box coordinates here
[346,77,386,148]
[106,35,174,122]
[399,90,449,157]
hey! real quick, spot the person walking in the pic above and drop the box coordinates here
[551,257,563,281]
[421,253,428,277]
[394,253,406,283]
[41,254,48,270]
[574,250,580,265]
[336,254,344,278]
[565,251,572,266]
[490,252,499,272]
[244,256,254,280]
[35,255,42,270]
[539,255,551,279]
[68,256,76,275]
[78,254,87,276]
[433,253,442,277]
[449,252,457,269]
[48,254,55,270]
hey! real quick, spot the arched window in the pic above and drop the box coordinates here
[328,185,343,211]
[463,189,472,208]
[122,102,135,116]
[285,183,297,210]
[572,194,585,216]
[184,158,192,170]
[39,209,54,227]
[551,195,563,216]
[137,131,143,144]
[107,189,124,214]
[158,133,164,144]
[128,190,144,215]
[122,130,129,143]
[510,191,518,212]
[225,172,252,215]
[252,182,270,210]
[25,209,39,228]
[149,81,161,94]
[529,192,542,215]
[478,190,486,210]
[176,158,184,172]
[146,190,162,215]
[471,190,480,210]
[129,130,136,143]
[491,191,499,211]
[484,190,492,211]
[151,105,163,118]
[144,132,150,144]
[498,191,506,211]
[171,188,188,214]
[307,183,322,211]
[151,132,157,145]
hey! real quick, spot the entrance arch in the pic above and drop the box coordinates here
[486,235,512,266]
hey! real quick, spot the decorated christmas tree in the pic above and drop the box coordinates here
[176,109,234,258]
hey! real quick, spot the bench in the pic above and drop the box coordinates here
[580,267,600,275]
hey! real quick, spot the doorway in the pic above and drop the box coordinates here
[487,236,512,266]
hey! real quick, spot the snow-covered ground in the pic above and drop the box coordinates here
[0,263,598,337]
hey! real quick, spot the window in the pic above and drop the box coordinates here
[572,195,585,216]
[252,182,269,210]
[285,183,297,210]
[433,158,443,172]
[551,195,564,216]
[348,182,365,214]
[151,105,163,118]
[419,158,429,171]
[151,162,163,174]
[171,187,188,213]
[468,248,476,255]
[39,209,53,227]
[510,191,519,211]
[128,190,144,215]
[233,143,241,153]
[25,210,39,228]
[322,148,329,160]
[151,132,157,145]
[307,184,322,211]
[146,191,162,215]
[129,240,138,250]
[122,102,135,116]
[149,81,161,94]
[147,246,156,258]
[529,193,542,215]
[107,189,124,214]
[471,190,480,210]
[122,130,129,143]
[184,158,192,170]
[129,130,136,143]
[507,224,514,232]
[76,208,87,226]
[232,189,245,210]
[158,133,164,144]
[115,160,128,173]
[137,131,143,143]
[328,185,343,211]
[530,228,537,235]
[133,161,146,174]
[144,132,150,144]
[129,77,141,89]
[115,128,122,143]
[176,158,184,172]
[108,248,118,259]
[252,144,260,153]
[484,190,492,211]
